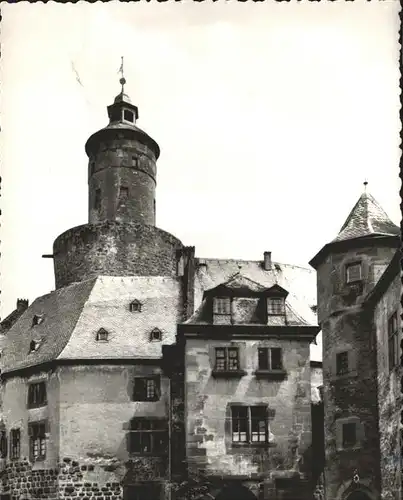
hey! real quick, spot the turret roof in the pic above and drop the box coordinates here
[333,192,399,243]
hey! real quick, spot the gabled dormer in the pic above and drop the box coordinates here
[265,284,288,325]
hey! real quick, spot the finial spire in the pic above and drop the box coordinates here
[118,56,126,93]
[363,180,368,193]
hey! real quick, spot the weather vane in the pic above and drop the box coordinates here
[118,56,126,93]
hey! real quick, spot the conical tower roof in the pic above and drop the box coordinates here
[332,192,399,243]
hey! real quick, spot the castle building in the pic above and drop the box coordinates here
[309,192,401,500]
[0,79,399,500]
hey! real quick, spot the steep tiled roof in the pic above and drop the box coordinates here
[1,279,96,374]
[58,276,182,360]
[1,276,182,374]
[332,192,400,243]
[205,273,269,294]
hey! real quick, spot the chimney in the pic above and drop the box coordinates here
[263,252,272,271]
[16,299,29,312]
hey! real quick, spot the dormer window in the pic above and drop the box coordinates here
[267,298,285,315]
[96,328,109,342]
[123,109,134,123]
[130,300,142,313]
[29,340,40,353]
[213,297,231,315]
[346,262,362,284]
[32,315,44,327]
[150,328,162,342]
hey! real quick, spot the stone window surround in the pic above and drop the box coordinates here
[27,381,47,409]
[227,402,276,448]
[330,345,357,382]
[10,428,21,460]
[335,416,364,452]
[132,375,161,402]
[28,420,48,463]
[345,261,363,284]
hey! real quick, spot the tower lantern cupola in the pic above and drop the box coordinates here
[84,62,160,226]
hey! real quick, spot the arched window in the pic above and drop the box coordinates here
[96,328,109,342]
[150,328,162,342]
[130,300,142,313]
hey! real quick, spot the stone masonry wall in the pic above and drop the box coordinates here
[53,222,183,289]
[374,273,401,500]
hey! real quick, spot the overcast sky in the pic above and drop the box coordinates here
[0,0,400,318]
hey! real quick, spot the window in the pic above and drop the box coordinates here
[32,315,44,327]
[258,348,283,371]
[336,351,349,376]
[130,300,142,313]
[10,429,20,460]
[215,347,239,371]
[267,298,285,315]
[346,263,362,284]
[132,156,138,167]
[150,328,162,342]
[94,189,101,211]
[128,419,167,454]
[132,377,160,402]
[96,328,109,342]
[231,406,269,445]
[388,311,398,370]
[123,109,134,123]
[0,430,7,459]
[29,340,40,353]
[119,186,129,203]
[28,382,47,408]
[28,422,47,462]
[342,423,357,448]
[213,297,231,315]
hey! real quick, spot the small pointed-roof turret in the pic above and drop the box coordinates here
[309,183,400,269]
[332,185,399,243]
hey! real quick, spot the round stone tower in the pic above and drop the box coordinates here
[52,78,183,289]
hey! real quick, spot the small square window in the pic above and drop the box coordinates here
[214,297,231,315]
[123,109,134,123]
[267,298,285,315]
[336,351,349,376]
[346,263,362,284]
[342,423,357,448]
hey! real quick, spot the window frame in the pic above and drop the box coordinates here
[123,109,135,123]
[150,328,162,342]
[214,347,240,372]
[28,421,47,462]
[27,381,47,409]
[10,429,21,460]
[130,300,142,313]
[128,419,168,456]
[345,262,362,284]
[96,328,109,342]
[213,297,231,316]
[132,376,161,402]
[388,311,399,370]
[0,430,7,459]
[267,298,285,316]
[257,347,283,371]
[231,405,270,447]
